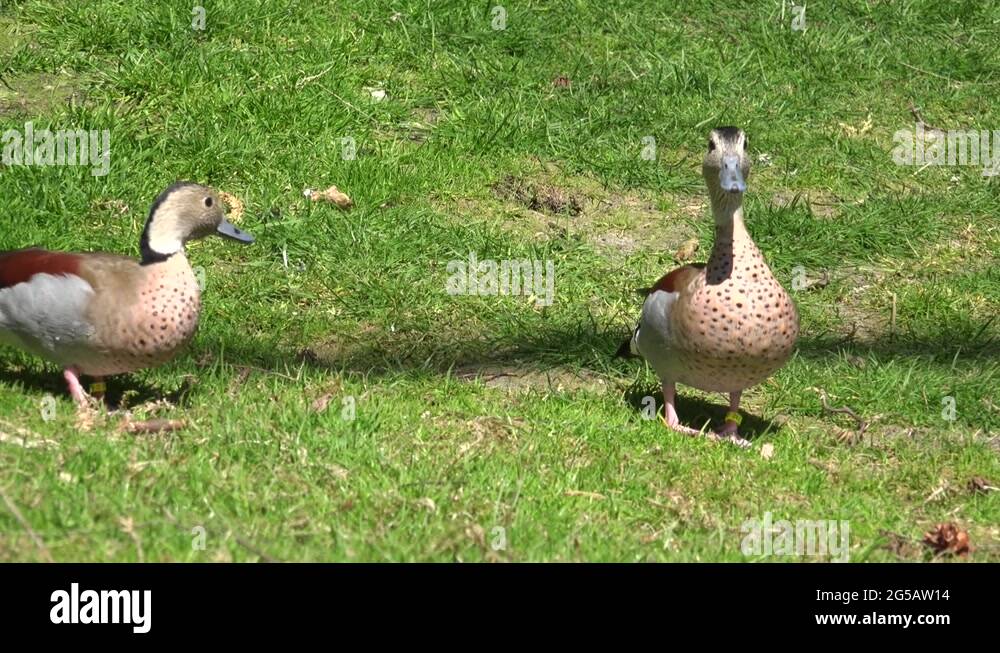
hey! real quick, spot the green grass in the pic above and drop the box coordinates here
[0,0,997,562]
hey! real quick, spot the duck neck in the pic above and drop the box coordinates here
[143,249,199,298]
[140,215,185,265]
[706,190,754,283]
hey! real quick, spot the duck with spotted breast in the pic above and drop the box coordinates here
[618,127,799,447]
[0,182,254,405]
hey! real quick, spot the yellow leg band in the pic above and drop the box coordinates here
[90,382,107,393]
[725,411,742,425]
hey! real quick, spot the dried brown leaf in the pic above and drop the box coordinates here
[308,185,353,209]
[674,237,700,262]
[922,522,971,557]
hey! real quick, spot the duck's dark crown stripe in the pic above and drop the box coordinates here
[714,126,742,143]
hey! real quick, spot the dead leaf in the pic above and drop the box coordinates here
[119,516,135,535]
[312,393,334,413]
[922,522,971,557]
[307,185,353,209]
[552,75,571,89]
[800,270,831,291]
[466,524,486,547]
[416,497,437,512]
[968,477,998,494]
[674,238,700,262]
[326,464,349,481]
[760,443,775,460]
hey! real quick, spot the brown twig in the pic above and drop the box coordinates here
[817,389,869,440]
[908,100,943,132]
[232,533,280,563]
[0,486,54,562]
[295,64,335,89]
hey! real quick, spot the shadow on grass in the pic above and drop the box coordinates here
[622,384,780,442]
[0,362,194,410]
[197,320,998,378]
[3,320,992,413]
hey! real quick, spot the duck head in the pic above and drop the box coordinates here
[141,182,254,264]
[702,126,751,210]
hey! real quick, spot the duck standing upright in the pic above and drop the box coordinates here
[619,128,798,447]
[0,182,254,405]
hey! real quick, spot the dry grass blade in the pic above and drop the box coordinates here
[0,420,58,449]
[119,418,187,434]
[0,486,54,562]
[564,490,606,500]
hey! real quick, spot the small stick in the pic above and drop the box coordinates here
[901,63,953,84]
[818,390,869,438]
[295,63,335,89]
[908,101,943,132]
[233,534,279,563]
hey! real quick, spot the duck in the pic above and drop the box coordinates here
[0,182,254,405]
[618,127,799,447]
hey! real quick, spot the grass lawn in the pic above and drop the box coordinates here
[0,0,997,562]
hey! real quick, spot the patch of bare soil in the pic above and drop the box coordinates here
[401,106,441,143]
[807,265,890,343]
[0,71,86,116]
[453,363,609,394]
[769,190,852,219]
[449,165,701,260]
[492,174,584,216]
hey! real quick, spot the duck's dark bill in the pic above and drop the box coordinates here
[217,218,255,243]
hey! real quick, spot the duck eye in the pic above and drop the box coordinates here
[204,197,213,207]
[708,140,716,152]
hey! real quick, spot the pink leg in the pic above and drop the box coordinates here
[661,382,702,436]
[715,391,750,448]
[63,367,89,406]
